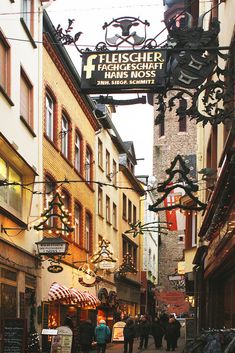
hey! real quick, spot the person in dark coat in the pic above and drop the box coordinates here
[79,320,94,353]
[123,318,136,353]
[134,315,140,339]
[164,317,178,351]
[151,317,165,349]
[138,316,151,350]
[172,316,181,348]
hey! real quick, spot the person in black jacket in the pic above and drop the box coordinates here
[138,316,151,350]
[79,320,94,353]
[151,317,165,349]
[164,317,178,351]
[171,316,181,348]
[123,318,136,353]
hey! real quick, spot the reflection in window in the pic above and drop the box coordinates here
[75,133,81,173]
[61,114,69,158]
[74,203,81,244]
[85,148,92,183]
[45,93,54,141]
[0,156,22,213]
[85,213,91,252]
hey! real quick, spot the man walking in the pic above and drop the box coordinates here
[138,316,151,350]
[95,319,110,353]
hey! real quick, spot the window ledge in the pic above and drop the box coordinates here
[113,226,118,232]
[0,85,14,106]
[98,165,104,172]
[20,18,37,49]
[20,116,36,137]
[177,131,188,135]
[60,152,73,168]
[44,133,60,152]
[74,167,84,179]
[106,220,112,226]
[85,182,95,192]
[98,214,104,220]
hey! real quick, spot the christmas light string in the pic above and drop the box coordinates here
[0,176,212,196]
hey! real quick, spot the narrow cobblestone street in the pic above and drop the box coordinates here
[106,327,186,353]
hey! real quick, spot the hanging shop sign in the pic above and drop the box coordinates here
[99,261,116,270]
[47,264,63,273]
[81,49,166,94]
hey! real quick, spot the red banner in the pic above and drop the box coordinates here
[155,290,185,304]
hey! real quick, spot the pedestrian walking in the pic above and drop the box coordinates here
[123,318,136,353]
[134,315,140,339]
[79,320,94,353]
[171,315,181,348]
[138,316,151,350]
[152,317,165,349]
[95,319,110,353]
[164,317,178,351]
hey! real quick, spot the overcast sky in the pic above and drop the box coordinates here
[47,0,166,176]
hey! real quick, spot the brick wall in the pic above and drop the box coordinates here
[152,92,197,289]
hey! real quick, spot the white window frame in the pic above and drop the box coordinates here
[22,0,32,29]
[85,213,91,251]
[46,93,54,140]
[75,133,81,172]
[61,114,69,158]
[85,148,91,182]
[74,204,81,244]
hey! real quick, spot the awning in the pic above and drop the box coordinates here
[48,282,100,307]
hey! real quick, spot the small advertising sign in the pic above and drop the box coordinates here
[50,326,73,353]
[81,49,166,94]
[112,321,126,342]
[99,261,116,270]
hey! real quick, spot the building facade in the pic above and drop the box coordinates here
[115,142,145,318]
[41,11,100,349]
[0,0,45,349]
[194,0,235,332]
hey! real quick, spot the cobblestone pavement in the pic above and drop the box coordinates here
[106,327,186,353]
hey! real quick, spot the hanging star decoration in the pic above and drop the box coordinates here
[33,191,74,234]
[90,238,117,264]
[124,220,172,238]
[149,155,207,212]
[117,253,137,276]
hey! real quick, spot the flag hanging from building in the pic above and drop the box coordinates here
[164,186,185,231]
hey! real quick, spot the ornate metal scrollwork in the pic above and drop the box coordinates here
[155,16,235,126]
[54,15,235,125]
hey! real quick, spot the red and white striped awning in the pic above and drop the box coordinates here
[48,282,72,303]
[82,291,100,307]
[70,287,87,306]
[48,282,100,307]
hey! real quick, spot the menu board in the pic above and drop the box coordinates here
[50,326,73,353]
[2,318,26,353]
[112,321,126,342]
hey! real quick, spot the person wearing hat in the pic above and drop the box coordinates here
[95,320,110,353]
